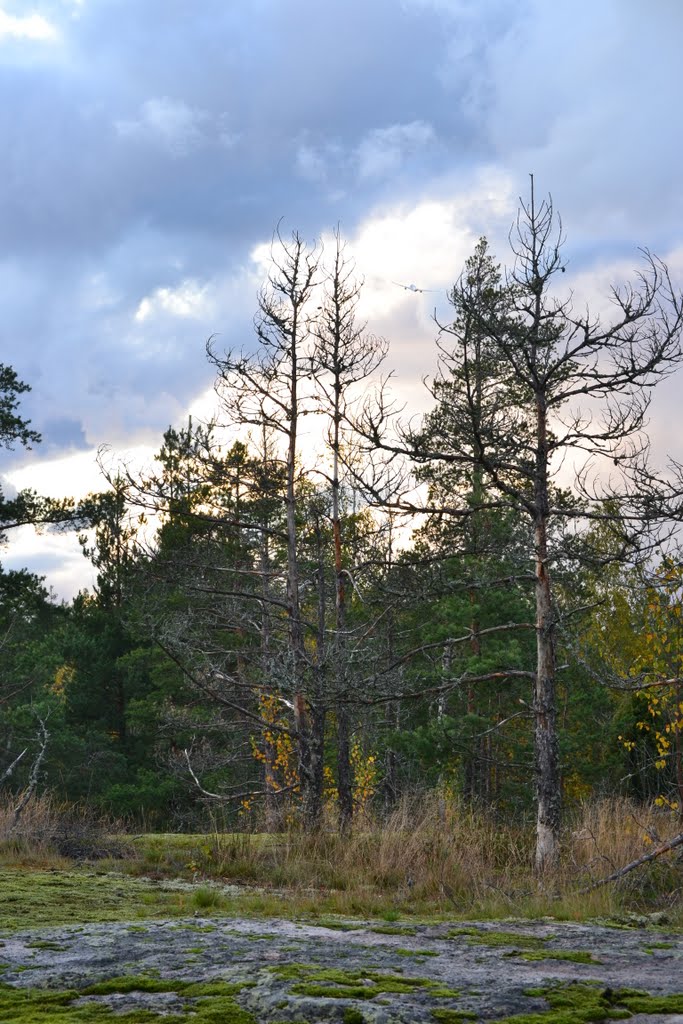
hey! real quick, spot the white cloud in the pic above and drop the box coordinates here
[134,279,210,322]
[2,526,95,601]
[346,167,514,319]
[0,8,59,41]
[5,448,103,499]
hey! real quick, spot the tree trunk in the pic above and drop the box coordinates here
[337,704,354,830]
[284,305,323,829]
[533,392,561,873]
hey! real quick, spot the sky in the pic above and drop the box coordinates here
[1,0,682,598]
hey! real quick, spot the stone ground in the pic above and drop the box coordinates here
[1,916,682,1022]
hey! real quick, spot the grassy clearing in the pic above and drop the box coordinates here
[0,794,681,929]
[107,796,682,925]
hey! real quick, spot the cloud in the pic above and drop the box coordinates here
[39,416,88,453]
[134,280,210,322]
[296,143,335,185]
[295,120,437,195]
[0,0,681,598]
[1,524,95,600]
[0,8,58,41]
[115,97,212,156]
[345,167,514,315]
[356,121,435,180]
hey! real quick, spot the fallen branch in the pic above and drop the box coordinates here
[183,748,298,803]
[0,748,27,787]
[9,718,49,833]
[580,830,683,892]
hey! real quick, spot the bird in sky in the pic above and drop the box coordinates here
[393,281,434,293]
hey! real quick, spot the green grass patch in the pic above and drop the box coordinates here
[192,886,224,911]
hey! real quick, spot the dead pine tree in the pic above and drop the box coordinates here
[358,178,683,872]
[311,228,388,830]
[208,227,326,829]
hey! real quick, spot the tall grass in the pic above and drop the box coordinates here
[2,791,681,922]
[125,792,683,921]
[0,793,130,866]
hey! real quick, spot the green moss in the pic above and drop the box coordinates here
[343,1009,366,1024]
[0,870,196,931]
[370,925,417,936]
[26,941,69,951]
[395,947,439,957]
[448,928,547,950]
[190,996,255,1023]
[432,1011,478,1022]
[82,976,182,995]
[172,922,217,932]
[513,951,599,964]
[0,976,257,1023]
[316,920,362,931]
[496,982,683,1024]
[0,981,159,1022]
[644,941,675,950]
[272,962,459,1001]
[620,994,683,1014]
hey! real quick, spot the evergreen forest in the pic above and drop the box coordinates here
[4,188,683,883]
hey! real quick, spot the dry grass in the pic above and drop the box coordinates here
[568,796,675,870]
[124,793,683,922]
[0,793,132,866]
[1,791,681,924]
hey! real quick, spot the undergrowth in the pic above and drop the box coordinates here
[0,793,681,927]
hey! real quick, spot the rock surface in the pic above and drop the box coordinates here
[1,916,682,1022]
